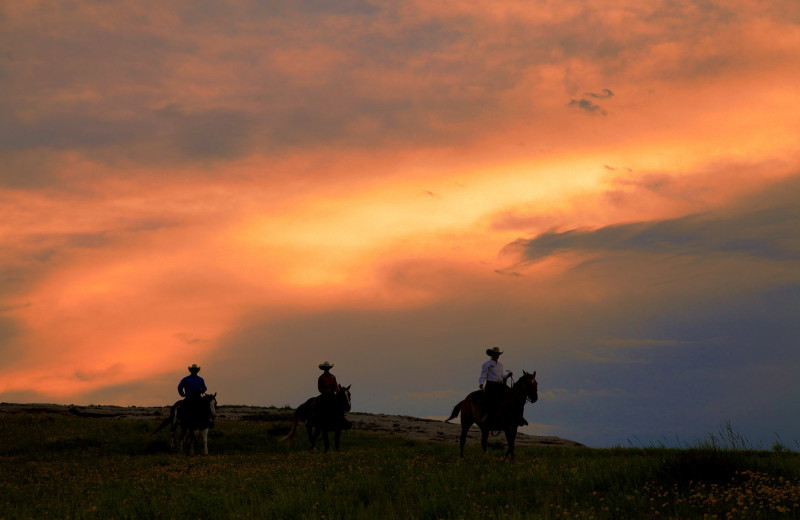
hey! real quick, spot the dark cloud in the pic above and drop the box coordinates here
[0,112,154,153]
[0,105,256,168]
[155,105,257,160]
[567,98,607,115]
[615,173,673,194]
[494,269,523,277]
[0,2,516,173]
[174,332,209,346]
[506,199,800,263]
[182,0,381,23]
[3,0,791,190]
[586,88,614,99]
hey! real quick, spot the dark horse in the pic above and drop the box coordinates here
[446,371,538,461]
[151,393,218,455]
[282,384,352,452]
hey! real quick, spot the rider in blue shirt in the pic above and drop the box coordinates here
[178,364,207,413]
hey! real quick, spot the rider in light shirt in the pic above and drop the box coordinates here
[479,347,512,397]
[479,347,527,426]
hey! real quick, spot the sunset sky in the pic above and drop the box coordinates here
[2,0,799,447]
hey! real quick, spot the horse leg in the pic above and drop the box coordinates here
[172,426,182,453]
[503,426,518,462]
[458,399,476,458]
[322,429,330,453]
[201,428,209,455]
[306,423,316,450]
[459,423,470,458]
[480,427,490,455]
[176,428,188,455]
[169,419,178,451]
[188,431,196,456]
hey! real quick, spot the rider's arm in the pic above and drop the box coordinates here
[478,361,490,389]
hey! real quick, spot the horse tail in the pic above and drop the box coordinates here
[296,398,313,423]
[151,403,180,436]
[150,415,172,436]
[281,398,315,442]
[445,400,464,423]
[281,408,301,442]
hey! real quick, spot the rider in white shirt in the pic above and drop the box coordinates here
[479,347,527,426]
[480,347,512,399]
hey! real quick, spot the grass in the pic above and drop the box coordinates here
[1,413,799,519]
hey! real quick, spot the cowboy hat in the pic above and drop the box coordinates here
[319,361,334,370]
[485,347,503,356]
[188,363,201,372]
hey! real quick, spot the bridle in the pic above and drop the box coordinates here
[204,393,218,420]
[526,378,538,403]
[338,386,352,412]
[512,374,538,403]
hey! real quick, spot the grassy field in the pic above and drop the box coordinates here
[1,411,799,519]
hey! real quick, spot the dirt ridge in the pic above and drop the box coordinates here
[0,402,584,448]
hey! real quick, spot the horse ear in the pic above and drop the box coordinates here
[523,370,529,376]
[532,371,536,378]
[345,385,351,391]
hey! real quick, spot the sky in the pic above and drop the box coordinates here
[1,0,799,448]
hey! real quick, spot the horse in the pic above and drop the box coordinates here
[151,393,217,455]
[446,371,538,461]
[282,384,351,452]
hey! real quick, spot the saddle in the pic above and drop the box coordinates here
[310,393,349,429]
[177,395,214,428]
[475,386,527,427]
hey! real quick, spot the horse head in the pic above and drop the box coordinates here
[519,371,538,403]
[204,392,218,419]
[338,384,352,412]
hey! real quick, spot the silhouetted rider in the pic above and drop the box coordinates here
[316,361,352,429]
[178,363,207,415]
